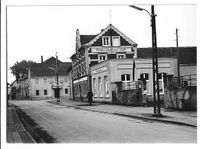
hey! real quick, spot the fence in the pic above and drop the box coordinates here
[111,81,142,106]
[169,74,197,87]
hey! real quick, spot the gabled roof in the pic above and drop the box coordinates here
[30,57,72,77]
[80,35,96,45]
[85,24,137,46]
[137,46,196,65]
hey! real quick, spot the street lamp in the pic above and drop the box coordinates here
[130,5,162,117]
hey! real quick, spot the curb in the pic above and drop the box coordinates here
[113,113,197,128]
[49,101,197,128]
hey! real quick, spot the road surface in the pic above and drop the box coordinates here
[9,100,197,143]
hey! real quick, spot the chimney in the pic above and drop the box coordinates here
[101,29,104,32]
[41,56,43,63]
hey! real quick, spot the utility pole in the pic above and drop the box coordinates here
[129,5,162,116]
[176,28,180,86]
[56,52,60,102]
[151,5,162,116]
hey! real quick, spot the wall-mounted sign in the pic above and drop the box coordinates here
[92,66,107,75]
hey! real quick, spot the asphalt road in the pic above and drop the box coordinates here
[9,100,197,143]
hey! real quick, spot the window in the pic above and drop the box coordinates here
[65,88,68,94]
[36,90,39,96]
[98,54,107,62]
[121,74,131,90]
[112,36,120,46]
[121,74,131,82]
[158,73,166,94]
[44,89,47,95]
[44,79,47,84]
[93,78,97,97]
[102,36,110,46]
[36,79,39,84]
[98,77,103,97]
[140,73,150,93]
[104,76,109,97]
[117,54,125,59]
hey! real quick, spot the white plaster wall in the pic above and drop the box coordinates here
[30,75,71,99]
[135,58,178,96]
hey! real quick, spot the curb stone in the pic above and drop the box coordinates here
[48,101,197,128]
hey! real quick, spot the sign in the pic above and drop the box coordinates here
[73,76,88,84]
[92,66,107,75]
[52,85,62,89]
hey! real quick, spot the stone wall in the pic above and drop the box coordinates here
[164,86,197,111]
[112,89,142,106]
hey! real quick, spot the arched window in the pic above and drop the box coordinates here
[98,77,103,97]
[93,78,97,97]
[104,76,109,97]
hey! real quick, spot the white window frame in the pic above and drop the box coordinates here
[140,73,150,94]
[121,74,131,82]
[121,74,131,90]
[104,76,109,97]
[117,53,126,59]
[98,77,103,97]
[93,78,97,97]
[43,78,47,84]
[112,36,120,46]
[159,73,165,94]
[102,36,111,46]
[98,54,107,62]
[36,79,39,84]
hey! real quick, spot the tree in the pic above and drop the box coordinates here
[10,60,36,83]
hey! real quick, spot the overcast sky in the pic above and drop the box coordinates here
[6,3,196,83]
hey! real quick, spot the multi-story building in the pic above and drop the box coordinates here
[70,24,137,100]
[19,56,72,100]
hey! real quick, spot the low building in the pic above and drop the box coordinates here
[90,46,196,104]
[20,56,72,100]
[91,58,134,102]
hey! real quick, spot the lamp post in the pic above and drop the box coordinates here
[130,5,162,116]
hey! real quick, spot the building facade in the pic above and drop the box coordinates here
[20,57,72,100]
[71,24,137,100]
[90,46,196,103]
[91,58,134,102]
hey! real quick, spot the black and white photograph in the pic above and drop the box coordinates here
[1,0,199,148]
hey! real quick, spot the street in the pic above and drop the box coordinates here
[9,99,196,143]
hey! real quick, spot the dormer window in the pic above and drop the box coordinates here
[112,36,120,46]
[102,36,110,46]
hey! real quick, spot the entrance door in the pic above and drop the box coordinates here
[54,88,60,98]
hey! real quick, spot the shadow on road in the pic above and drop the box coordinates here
[16,107,56,143]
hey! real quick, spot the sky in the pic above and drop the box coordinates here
[5,2,197,83]
[1,1,199,149]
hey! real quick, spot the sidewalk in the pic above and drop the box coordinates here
[7,104,36,143]
[49,98,197,127]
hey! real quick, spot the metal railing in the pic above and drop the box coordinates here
[170,74,197,87]
[111,81,140,91]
